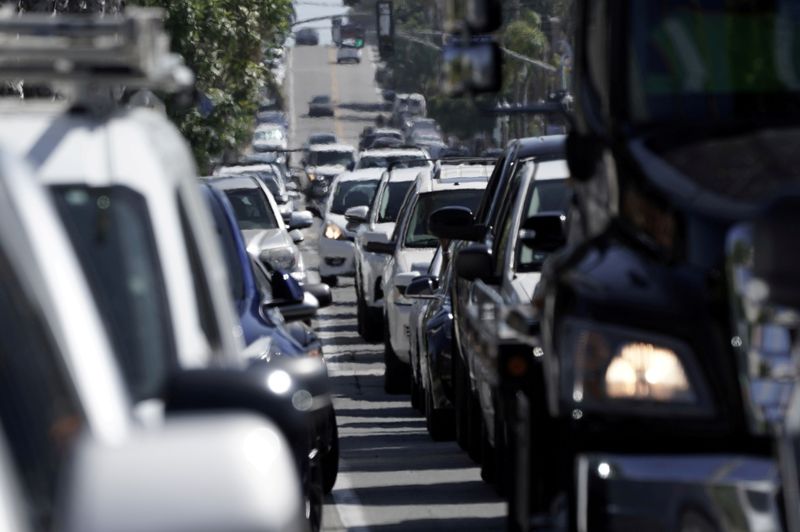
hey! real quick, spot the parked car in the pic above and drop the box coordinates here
[209,175,309,284]
[430,136,564,461]
[309,95,335,117]
[352,166,429,342]
[0,144,308,532]
[253,123,289,153]
[366,161,493,393]
[355,148,430,170]
[295,27,319,45]
[318,168,383,285]
[336,45,362,64]
[303,144,357,212]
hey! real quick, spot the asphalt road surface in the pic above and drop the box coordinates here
[286,44,506,531]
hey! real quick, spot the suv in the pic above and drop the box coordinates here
[368,161,493,393]
[303,144,356,213]
[352,166,429,341]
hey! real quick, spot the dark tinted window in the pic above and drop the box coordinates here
[405,189,484,248]
[357,155,429,169]
[52,185,173,401]
[377,181,414,222]
[516,180,572,272]
[224,188,280,230]
[330,180,379,214]
[308,150,354,166]
[0,249,83,529]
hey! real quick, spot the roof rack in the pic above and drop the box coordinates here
[0,7,193,93]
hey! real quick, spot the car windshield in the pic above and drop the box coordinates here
[312,96,330,104]
[404,189,484,248]
[254,128,284,142]
[310,134,336,144]
[357,155,429,169]
[308,150,354,166]
[377,180,414,223]
[51,185,174,401]
[330,179,379,214]
[517,180,572,272]
[628,1,800,125]
[223,188,280,230]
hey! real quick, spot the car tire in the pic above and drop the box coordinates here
[453,351,470,452]
[321,275,338,287]
[383,316,409,394]
[356,286,382,342]
[321,412,339,494]
[305,459,324,532]
[425,378,454,441]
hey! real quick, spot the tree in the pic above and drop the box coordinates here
[135,0,293,171]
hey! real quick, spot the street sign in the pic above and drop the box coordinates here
[376,1,394,58]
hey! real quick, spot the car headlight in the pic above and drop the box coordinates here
[264,248,298,271]
[324,223,344,240]
[560,319,712,417]
[307,172,316,181]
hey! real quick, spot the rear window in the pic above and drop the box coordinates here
[308,150,354,167]
[404,189,484,248]
[223,188,280,230]
[330,180,379,214]
[357,155,429,170]
[377,180,414,223]
[52,185,174,401]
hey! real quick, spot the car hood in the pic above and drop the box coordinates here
[242,228,294,254]
[396,247,436,273]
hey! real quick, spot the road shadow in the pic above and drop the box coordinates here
[337,102,391,113]
[346,516,505,532]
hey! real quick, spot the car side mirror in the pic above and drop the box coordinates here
[269,270,304,304]
[60,414,306,532]
[395,271,421,294]
[518,212,566,252]
[405,275,439,299]
[345,205,369,224]
[289,229,305,244]
[263,271,318,321]
[429,206,485,241]
[288,211,314,230]
[305,283,333,308]
[455,244,495,282]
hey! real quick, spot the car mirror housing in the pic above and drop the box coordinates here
[518,212,566,252]
[429,206,484,241]
[288,210,314,230]
[344,205,369,224]
[405,275,439,299]
[455,244,495,282]
[289,229,305,244]
[60,414,307,532]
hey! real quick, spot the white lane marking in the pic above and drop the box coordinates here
[330,461,372,531]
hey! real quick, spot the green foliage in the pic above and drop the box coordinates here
[135,0,293,172]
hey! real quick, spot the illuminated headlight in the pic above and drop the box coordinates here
[324,223,344,240]
[561,319,712,416]
[264,248,298,271]
[307,172,316,181]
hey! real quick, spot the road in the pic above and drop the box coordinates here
[286,44,506,531]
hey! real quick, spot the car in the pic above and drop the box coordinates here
[303,143,357,213]
[355,147,431,170]
[391,92,426,128]
[430,135,565,460]
[256,109,290,130]
[368,161,493,393]
[209,175,309,284]
[404,117,440,140]
[336,45,362,64]
[454,158,571,483]
[253,123,288,153]
[318,168,383,285]
[352,166,430,342]
[304,132,338,152]
[359,127,404,150]
[216,163,300,222]
[294,27,319,45]
[308,95,334,117]
[414,139,449,159]
[0,145,308,532]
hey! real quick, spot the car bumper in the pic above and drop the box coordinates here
[388,302,413,363]
[576,453,782,532]
[319,238,355,276]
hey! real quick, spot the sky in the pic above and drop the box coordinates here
[293,0,350,46]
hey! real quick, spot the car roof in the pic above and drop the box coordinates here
[515,135,566,159]
[309,143,355,153]
[207,175,260,191]
[217,164,277,175]
[414,163,492,194]
[359,148,428,157]
[336,168,385,182]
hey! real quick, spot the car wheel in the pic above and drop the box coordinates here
[425,378,454,441]
[305,459,324,532]
[453,350,470,452]
[321,411,339,494]
[357,296,383,343]
[321,275,338,287]
[383,316,409,394]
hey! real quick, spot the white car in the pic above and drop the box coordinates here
[370,162,493,393]
[253,123,288,153]
[318,168,383,285]
[354,147,431,170]
[304,143,357,213]
[352,166,428,341]
[216,163,297,222]
[336,46,362,64]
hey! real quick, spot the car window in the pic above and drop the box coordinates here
[357,155,428,170]
[203,188,245,304]
[223,187,280,230]
[0,248,83,530]
[404,190,484,248]
[330,180,379,214]
[308,150,354,166]
[516,179,572,273]
[52,185,174,402]
[475,153,509,224]
[377,180,414,223]
[254,128,284,142]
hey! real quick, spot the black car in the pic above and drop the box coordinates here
[256,110,289,130]
[308,95,334,117]
[294,28,319,46]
